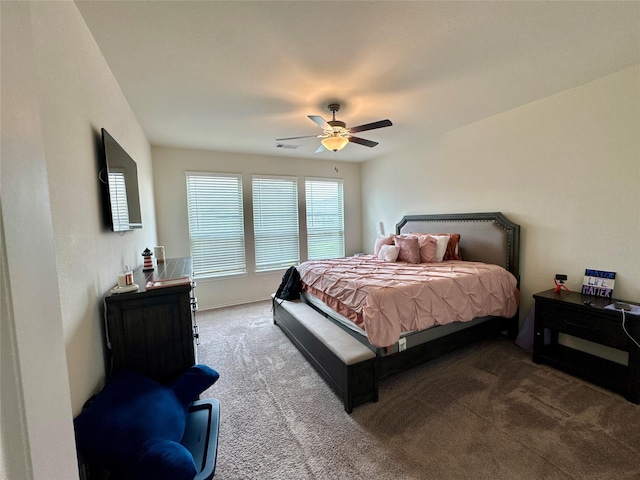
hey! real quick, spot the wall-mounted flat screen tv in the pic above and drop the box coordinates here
[100,128,142,232]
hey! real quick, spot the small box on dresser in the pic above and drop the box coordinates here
[533,289,640,404]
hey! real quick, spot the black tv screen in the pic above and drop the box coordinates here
[100,128,142,232]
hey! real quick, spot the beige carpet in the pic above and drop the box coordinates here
[197,300,640,480]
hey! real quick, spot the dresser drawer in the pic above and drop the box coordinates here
[537,302,627,350]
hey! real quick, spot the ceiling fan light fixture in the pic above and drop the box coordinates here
[321,135,349,152]
[276,103,392,152]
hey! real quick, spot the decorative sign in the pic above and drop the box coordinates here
[581,269,616,298]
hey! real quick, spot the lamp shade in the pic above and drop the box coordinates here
[321,135,349,152]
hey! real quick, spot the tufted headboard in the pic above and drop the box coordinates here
[396,212,520,281]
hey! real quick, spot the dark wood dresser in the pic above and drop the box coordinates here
[533,289,640,403]
[104,257,198,384]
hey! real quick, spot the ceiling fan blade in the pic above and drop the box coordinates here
[308,115,330,130]
[349,136,379,148]
[349,119,393,134]
[275,135,319,141]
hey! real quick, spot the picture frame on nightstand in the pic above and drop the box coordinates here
[581,269,616,298]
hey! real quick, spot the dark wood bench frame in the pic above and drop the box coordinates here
[273,296,378,413]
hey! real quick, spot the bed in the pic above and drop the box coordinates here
[273,212,520,411]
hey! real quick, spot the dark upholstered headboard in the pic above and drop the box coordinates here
[396,212,520,281]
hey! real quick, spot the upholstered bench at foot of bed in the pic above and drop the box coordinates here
[272,294,378,413]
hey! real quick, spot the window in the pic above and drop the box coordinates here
[185,172,245,278]
[108,169,130,230]
[305,178,344,260]
[252,176,299,271]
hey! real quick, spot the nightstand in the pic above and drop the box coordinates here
[533,289,640,404]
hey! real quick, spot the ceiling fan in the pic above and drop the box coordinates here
[276,103,392,152]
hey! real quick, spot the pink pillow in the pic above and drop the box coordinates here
[394,235,420,264]
[411,232,452,263]
[414,235,438,263]
[374,235,395,256]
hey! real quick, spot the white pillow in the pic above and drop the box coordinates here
[377,245,400,262]
[429,235,450,262]
[374,234,395,256]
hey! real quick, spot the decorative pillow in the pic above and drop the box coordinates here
[429,233,462,260]
[74,365,219,478]
[408,233,462,262]
[377,244,400,262]
[428,234,450,262]
[414,234,438,263]
[394,235,420,264]
[445,233,462,260]
[374,235,395,256]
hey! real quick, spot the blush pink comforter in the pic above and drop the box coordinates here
[298,255,518,348]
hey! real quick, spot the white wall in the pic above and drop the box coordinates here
[362,65,640,323]
[152,146,361,309]
[1,2,157,478]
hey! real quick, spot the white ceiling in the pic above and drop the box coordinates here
[75,1,640,162]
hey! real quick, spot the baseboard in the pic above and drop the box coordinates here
[198,296,273,311]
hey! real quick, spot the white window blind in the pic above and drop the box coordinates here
[305,178,345,260]
[108,169,130,231]
[185,172,246,278]
[252,176,299,271]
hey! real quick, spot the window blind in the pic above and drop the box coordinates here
[252,176,299,271]
[305,178,345,260]
[185,172,246,278]
[108,169,130,230]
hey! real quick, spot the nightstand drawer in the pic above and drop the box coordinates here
[537,302,627,350]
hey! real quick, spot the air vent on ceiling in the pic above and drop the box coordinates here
[275,143,300,149]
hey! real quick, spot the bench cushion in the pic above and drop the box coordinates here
[274,296,375,365]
